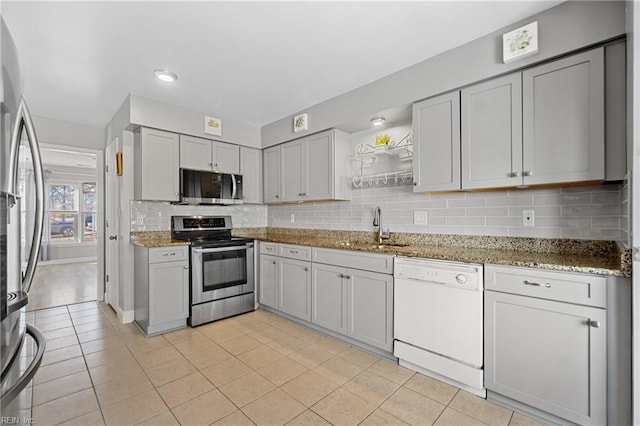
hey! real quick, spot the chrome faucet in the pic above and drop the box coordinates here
[373,206,390,244]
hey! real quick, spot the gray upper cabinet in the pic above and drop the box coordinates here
[266,129,350,203]
[240,147,262,204]
[461,74,522,189]
[412,91,461,192]
[179,135,240,174]
[134,127,180,202]
[522,48,604,185]
[281,139,306,201]
[263,145,281,203]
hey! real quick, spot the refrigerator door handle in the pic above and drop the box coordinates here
[9,98,44,293]
[0,324,46,406]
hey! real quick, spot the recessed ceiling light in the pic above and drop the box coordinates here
[370,116,386,126]
[154,69,178,82]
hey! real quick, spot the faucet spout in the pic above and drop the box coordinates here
[373,206,389,244]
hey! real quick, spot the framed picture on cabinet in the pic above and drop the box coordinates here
[503,21,538,63]
[204,115,222,136]
[293,113,308,132]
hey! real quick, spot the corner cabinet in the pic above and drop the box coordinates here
[179,134,240,174]
[265,129,351,203]
[134,127,180,202]
[412,91,461,192]
[134,245,190,335]
[240,147,262,204]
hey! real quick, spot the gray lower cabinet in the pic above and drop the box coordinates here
[311,263,393,352]
[278,257,312,322]
[134,245,190,335]
[484,264,628,425]
[311,263,348,334]
[259,254,279,309]
[485,291,606,425]
[347,269,393,352]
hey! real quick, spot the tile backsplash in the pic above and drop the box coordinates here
[130,201,268,231]
[129,186,625,243]
[268,183,625,242]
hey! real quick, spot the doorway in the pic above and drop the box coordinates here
[27,144,104,311]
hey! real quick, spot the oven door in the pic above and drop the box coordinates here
[191,243,254,304]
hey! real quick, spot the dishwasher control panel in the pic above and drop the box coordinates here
[394,257,483,291]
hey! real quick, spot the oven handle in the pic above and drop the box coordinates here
[192,244,253,254]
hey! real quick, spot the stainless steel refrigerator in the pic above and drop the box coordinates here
[1,17,46,419]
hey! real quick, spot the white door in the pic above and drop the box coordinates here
[105,139,119,309]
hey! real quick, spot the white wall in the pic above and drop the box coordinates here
[34,115,105,150]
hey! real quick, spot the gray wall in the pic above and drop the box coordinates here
[261,1,626,146]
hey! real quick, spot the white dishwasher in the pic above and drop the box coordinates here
[394,257,485,397]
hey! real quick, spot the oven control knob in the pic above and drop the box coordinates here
[455,274,467,285]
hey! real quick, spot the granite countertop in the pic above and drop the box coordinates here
[130,228,631,277]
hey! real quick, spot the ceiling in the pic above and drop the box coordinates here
[2,1,562,130]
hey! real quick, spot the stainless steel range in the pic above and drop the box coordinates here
[171,216,255,326]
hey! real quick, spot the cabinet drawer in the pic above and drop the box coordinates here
[148,246,189,263]
[279,244,312,261]
[485,264,606,308]
[260,242,279,255]
[312,248,393,275]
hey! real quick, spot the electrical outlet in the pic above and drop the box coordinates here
[413,210,428,225]
[290,214,295,224]
[522,210,535,227]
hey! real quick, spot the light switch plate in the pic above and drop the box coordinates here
[413,211,428,225]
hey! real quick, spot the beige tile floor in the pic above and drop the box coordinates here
[26,302,544,426]
[27,262,97,311]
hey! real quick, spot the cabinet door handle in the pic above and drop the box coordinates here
[183,265,189,270]
[522,171,533,177]
[272,261,276,265]
[588,320,601,328]
[523,280,551,288]
[344,275,351,280]
[304,267,309,271]
[275,195,279,198]
[214,163,218,167]
[163,252,176,257]
[302,192,306,196]
[339,273,344,278]
[208,162,213,167]
[508,172,520,178]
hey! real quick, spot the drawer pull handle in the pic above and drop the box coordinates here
[163,252,176,256]
[290,250,298,254]
[589,320,601,328]
[523,280,551,288]
[272,261,276,265]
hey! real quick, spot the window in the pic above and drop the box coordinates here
[48,182,96,243]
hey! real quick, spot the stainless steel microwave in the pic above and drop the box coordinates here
[179,169,243,205]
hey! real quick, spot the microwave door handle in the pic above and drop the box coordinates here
[10,99,44,293]
[192,244,252,254]
[231,174,237,199]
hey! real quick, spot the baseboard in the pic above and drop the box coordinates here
[115,305,135,324]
